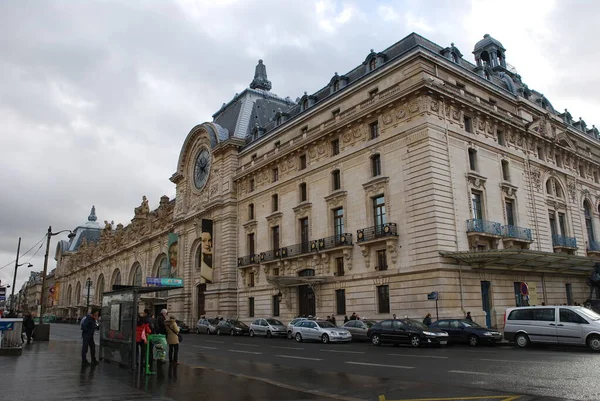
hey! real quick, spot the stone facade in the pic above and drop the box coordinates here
[54,33,600,328]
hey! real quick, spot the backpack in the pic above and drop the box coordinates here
[80,316,87,330]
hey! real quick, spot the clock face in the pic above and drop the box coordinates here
[193,148,211,190]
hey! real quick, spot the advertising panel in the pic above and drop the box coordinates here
[200,219,213,283]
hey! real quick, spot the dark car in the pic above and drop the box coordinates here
[217,319,250,336]
[176,320,190,334]
[429,319,502,346]
[367,319,449,347]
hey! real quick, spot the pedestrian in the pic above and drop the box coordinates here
[136,314,152,367]
[331,315,337,326]
[165,316,180,364]
[423,313,432,326]
[393,314,397,320]
[343,315,349,323]
[465,311,473,322]
[23,313,35,344]
[157,309,168,334]
[326,315,331,323]
[82,309,100,366]
[350,312,357,320]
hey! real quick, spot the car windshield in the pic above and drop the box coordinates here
[405,319,429,330]
[208,319,219,324]
[232,321,248,328]
[317,321,336,328]
[363,320,377,327]
[578,307,600,321]
[266,319,283,326]
[461,320,482,328]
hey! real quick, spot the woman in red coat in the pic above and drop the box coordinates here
[136,315,152,367]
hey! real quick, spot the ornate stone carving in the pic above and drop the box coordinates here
[567,179,577,203]
[529,167,541,190]
[361,246,370,269]
[382,113,393,125]
[408,98,420,114]
[243,220,257,234]
[386,239,398,265]
[134,196,150,216]
[500,182,518,197]
[266,212,282,227]
[466,172,487,189]
[240,269,246,287]
[395,106,406,120]
[363,176,389,197]
[321,253,330,274]
[343,247,353,271]
[293,202,312,218]
[325,190,347,208]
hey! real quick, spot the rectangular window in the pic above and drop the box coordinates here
[595,171,599,184]
[331,139,340,156]
[249,179,255,192]
[376,249,387,271]
[501,160,510,181]
[249,273,255,288]
[558,212,566,236]
[464,116,473,133]
[373,195,386,229]
[471,191,483,220]
[555,153,562,168]
[299,183,307,202]
[299,154,307,170]
[335,257,344,276]
[537,146,545,160]
[335,289,346,315]
[468,148,477,171]
[300,217,309,253]
[273,268,280,276]
[333,208,344,237]
[332,170,341,190]
[377,285,390,313]
[271,226,280,251]
[371,154,381,177]
[247,233,255,255]
[548,211,557,238]
[580,165,586,178]
[248,203,254,220]
[497,130,505,146]
[272,168,279,182]
[249,297,255,317]
[370,121,379,140]
[565,283,573,305]
[505,200,515,226]
[272,295,280,316]
[272,194,279,212]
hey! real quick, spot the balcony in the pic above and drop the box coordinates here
[466,219,502,250]
[356,223,398,244]
[237,254,259,267]
[310,233,353,251]
[586,240,600,258]
[552,234,577,254]
[502,225,533,250]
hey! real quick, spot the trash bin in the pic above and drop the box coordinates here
[145,334,167,375]
[0,319,23,356]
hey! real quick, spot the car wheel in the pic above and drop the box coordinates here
[217,329,221,336]
[371,334,381,346]
[287,330,292,340]
[515,333,530,348]
[587,335,600,352]
[266,331,272,338]
[410,335,421,348]
[207,329,211,335]
[230,329,235,336]
[250,330,255,338]
[196,328,200,335]
[468,335,479,347]
[295,333,303,343]
[322,334,330,344]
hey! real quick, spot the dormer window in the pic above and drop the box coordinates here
[302,99,309,111]
[369,58,377,71]
[276,115,282,126]
[333,80,340,92]
[451,52,458,63]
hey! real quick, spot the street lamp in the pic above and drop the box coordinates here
[37,226,75,340]
[85,278,93,314]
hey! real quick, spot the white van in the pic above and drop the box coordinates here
[503,305,600,352]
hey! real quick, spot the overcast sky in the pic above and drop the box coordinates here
[0,0,597,294]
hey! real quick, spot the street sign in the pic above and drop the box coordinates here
[0,321,14,331]
[427,291,438,300]
[0,297,5,301]
[145,277,183,287]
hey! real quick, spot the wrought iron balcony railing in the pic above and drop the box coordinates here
[356,223,398,243]
[587,240,600,252]
[466,219,502,236]
[309,233,353,251]
[237,254,259,267]
[502,225,533,241]
[552,234,577,248]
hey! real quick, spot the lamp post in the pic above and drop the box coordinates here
[10,237,33,314]
[37,226,75,340]
[85,278,93,314]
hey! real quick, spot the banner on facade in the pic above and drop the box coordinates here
[167,232,178,277]
[200,219,213,284]
[146,277,183,287]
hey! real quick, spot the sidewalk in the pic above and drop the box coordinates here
[0,340,327,401]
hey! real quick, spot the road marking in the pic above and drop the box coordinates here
[480,358,548,364]
[193,345,217,350]
[233,342,259,347]
[205,340,225,344]
[379,396,520,401]
[345,361,414,369]
[271,345,304,350]
[228,349,262,355]
[388,353,448,359]
[320,349,365,354]
[276,354,323,361]
[447,370,494,376]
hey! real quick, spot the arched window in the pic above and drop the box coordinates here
[546,178,564,199]
[369,58,377,71]
[451,52,458,63]
[131,263,142,286]
[75,282,81,306]
[96,274,104,305]
[156,255,169,297]
[67,284,73,307]
[111,269,121,287]
[584,201,595,244]
[333,80,340,92]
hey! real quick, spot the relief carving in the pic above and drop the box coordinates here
[395,106,406,120]
[343,247,352,271]
[382,113,393,125]
[567,180,577,203]
[386,239,398,265]
[361,246,370,269]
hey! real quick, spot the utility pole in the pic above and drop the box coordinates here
[39,226,52,321]
[10,237,21,313]
[85,278,92,314]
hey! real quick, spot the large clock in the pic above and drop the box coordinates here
[193,148,211,190]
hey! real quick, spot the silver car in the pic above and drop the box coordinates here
[292,320,352,344]
[250,318,287,338]
[196,318,219,335]
[286,317,308,339]
[343,319,378,341]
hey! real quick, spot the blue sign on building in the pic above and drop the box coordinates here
[145,277,183,287]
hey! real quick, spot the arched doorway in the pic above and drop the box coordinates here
[197,283,206,319]
[298,269,315,317]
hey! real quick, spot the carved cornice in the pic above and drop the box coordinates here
[362,176,389,196]
[466,171,487,189]
[266,212,283,226]
[324,190,347,208]
[243,219,257,234]
[293,202,312,218]
[500,182,518,197]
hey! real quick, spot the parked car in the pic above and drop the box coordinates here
[196,318,219,335]
[176,320,190,334]
[368,319,449,347]
[217,319,250,336]
[250,318,287,338]
[503,305,600,351]
[292,320,352,343]
[343,319,378,341]
[429,319,502,346]
[287,317,308,339]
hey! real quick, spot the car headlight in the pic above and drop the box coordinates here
[482,332,493,336]
[422,331,438,336]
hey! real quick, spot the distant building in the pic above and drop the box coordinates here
[55,33,600,328]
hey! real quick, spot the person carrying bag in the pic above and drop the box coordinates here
[165,316,180,364]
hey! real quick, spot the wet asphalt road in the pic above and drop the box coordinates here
[44,324,600,400]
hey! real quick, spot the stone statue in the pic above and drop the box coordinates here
[134,195,150,216]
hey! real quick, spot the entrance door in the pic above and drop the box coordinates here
[480,281,492,328]
[197,284,206,319]
[298,285,315,317]
[154,304,167,317]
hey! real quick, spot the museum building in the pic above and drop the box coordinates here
[54,33,600,328]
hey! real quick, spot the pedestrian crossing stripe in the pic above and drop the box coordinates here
[378,395,520,401]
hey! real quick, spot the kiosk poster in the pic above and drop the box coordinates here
[200,219,213,283]
[167,232,178,276]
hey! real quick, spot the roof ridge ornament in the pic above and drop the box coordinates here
[88,205,97,222]
[250,59,272,91]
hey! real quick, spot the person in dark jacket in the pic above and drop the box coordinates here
[465,311,473,322]
[157,309,167,335]
[423,313,432,326]
[82,309,100,366]
[23,314,35,344]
